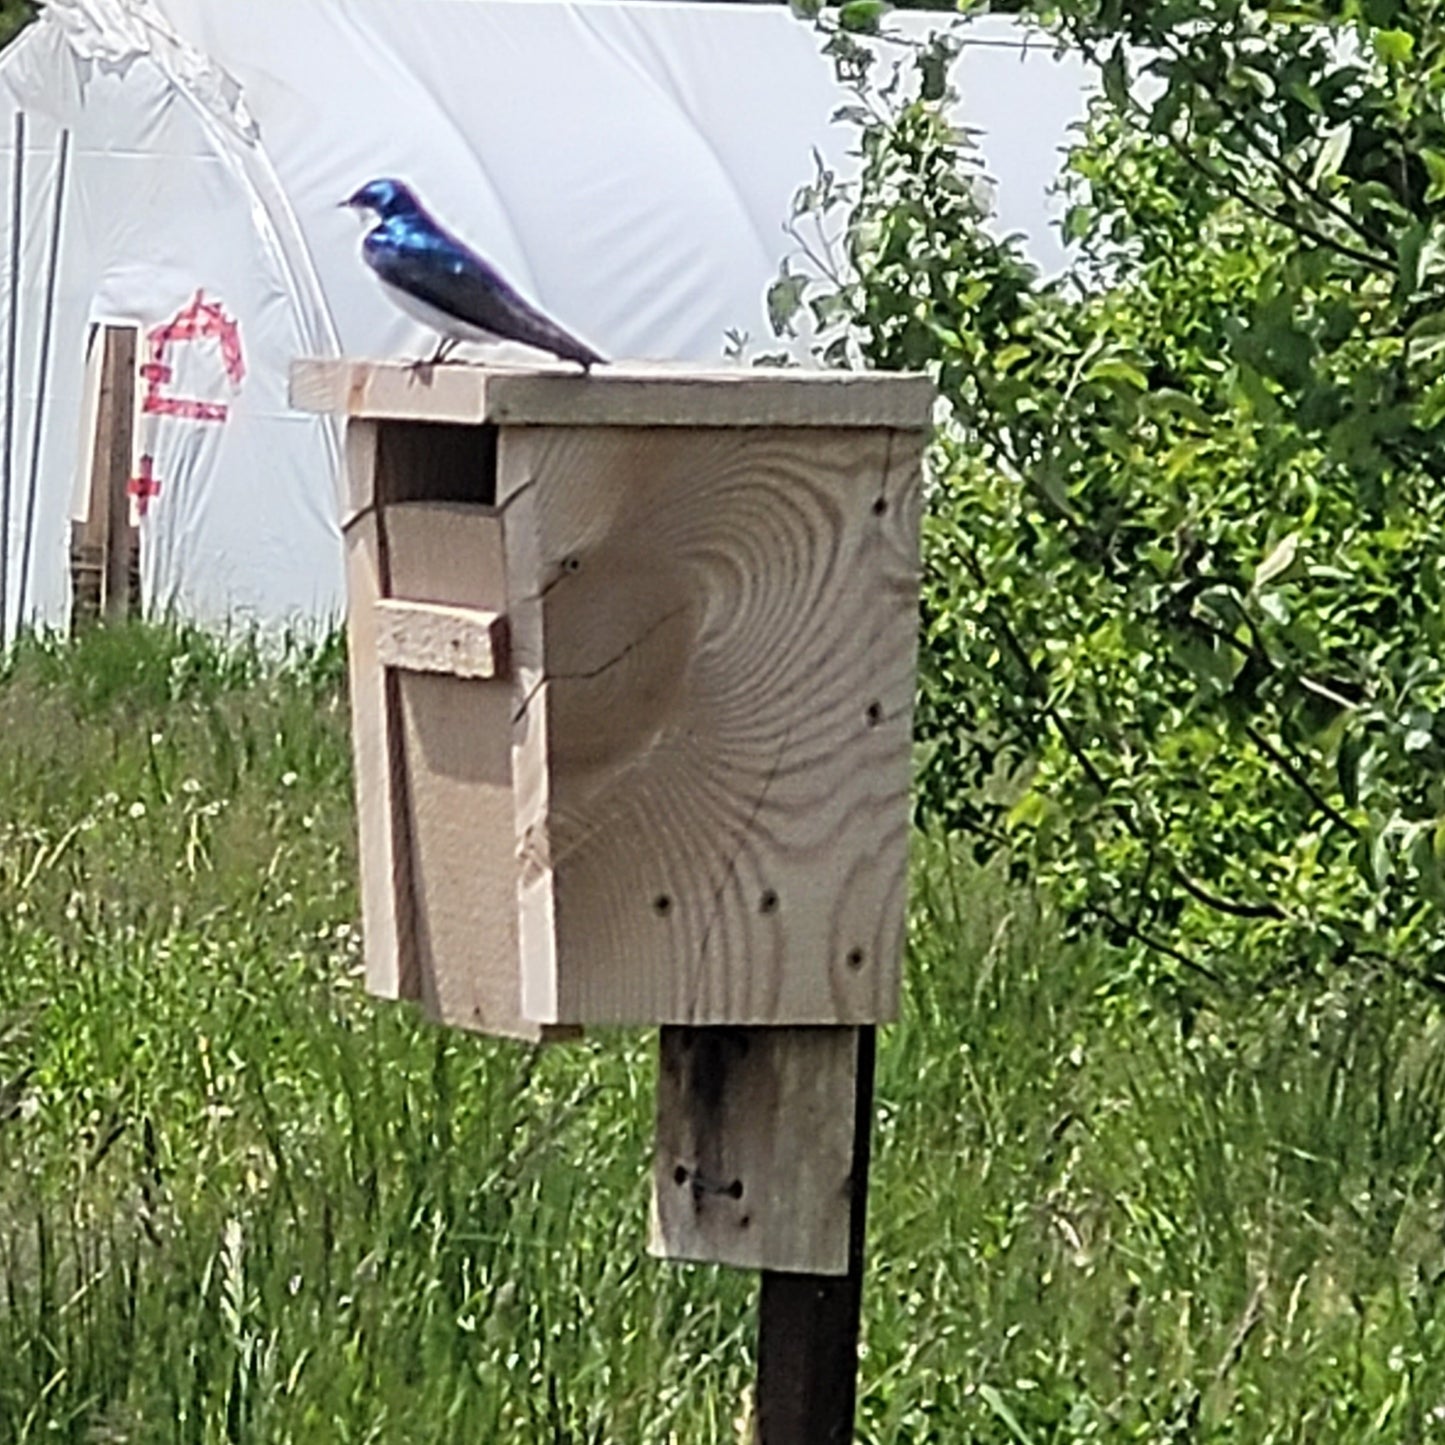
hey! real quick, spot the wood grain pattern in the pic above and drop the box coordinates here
[340,420,420,1002]
[501,425,925,1026]
[374,598,508,680]
[291,359,935,432]
[385,501,571,1041]
[650,1025,859,1274]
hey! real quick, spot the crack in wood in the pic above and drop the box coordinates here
[510,603,689,725]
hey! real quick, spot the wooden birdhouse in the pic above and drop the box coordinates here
[290,360,933,1040]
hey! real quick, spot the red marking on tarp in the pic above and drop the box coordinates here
[144,394,229,422]
[140,290,245,422]
[128,454,161,519]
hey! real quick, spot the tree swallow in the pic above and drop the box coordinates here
[343,178,605,370]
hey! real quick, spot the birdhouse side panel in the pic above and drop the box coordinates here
[341,420,422,1003]
[383,501,552,1040]
[499,424,923,1027]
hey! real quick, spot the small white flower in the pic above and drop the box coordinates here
[181,778,201,795]
[281,771,298,788]
[128,801,146,820]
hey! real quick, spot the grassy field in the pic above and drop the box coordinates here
[5,624,1445,1442]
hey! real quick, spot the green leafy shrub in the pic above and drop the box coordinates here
[776,3,1445,991]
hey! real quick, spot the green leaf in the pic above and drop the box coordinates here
[1085,355,1149,390]
[1064,204,1097,242]
[1253,532,1301,590]
[1102,43,1129,111]
[993,342,1032,373]
[1373,28,1415,65]
[838,0,891,34]
[766,269,807,338]
[917,35,956,103]
[1143,388,1212,428]
[1309,123,1352,187]
[1424,150,1445,205]
[1397,221,1427,300]
[1418,378,1445,429]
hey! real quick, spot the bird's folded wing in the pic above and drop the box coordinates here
[368,231,599,364]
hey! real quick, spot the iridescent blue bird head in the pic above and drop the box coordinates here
[342,178,422,221]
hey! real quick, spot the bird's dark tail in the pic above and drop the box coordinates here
[553,328,606,370]
[512,302,605,370]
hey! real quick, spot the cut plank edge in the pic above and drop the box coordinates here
[375,597,508,680]
[290,358,934,431]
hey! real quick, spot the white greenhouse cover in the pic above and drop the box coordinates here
[0,0,1089,637]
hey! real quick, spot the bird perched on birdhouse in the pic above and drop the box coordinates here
[344,178,605,370]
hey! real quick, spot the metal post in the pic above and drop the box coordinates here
[17,128,71,626]
[754,1025,875,1445]
[1,109,25,645]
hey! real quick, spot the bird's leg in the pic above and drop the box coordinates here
[406,335,460,379]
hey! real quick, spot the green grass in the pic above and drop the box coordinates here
[4,623,1445,1441]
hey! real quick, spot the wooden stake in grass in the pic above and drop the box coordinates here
[70,325,139,627]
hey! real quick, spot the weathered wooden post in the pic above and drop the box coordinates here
[70,325,140,626]
[291,358,932,1441]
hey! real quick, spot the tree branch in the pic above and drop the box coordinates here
[1091,902,1226,984]
[1244,722,1357,834]
[1172,866,1287,921]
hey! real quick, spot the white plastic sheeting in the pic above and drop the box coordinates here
[0,0,1090,637]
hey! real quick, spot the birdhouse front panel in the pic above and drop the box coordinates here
[498,424,923,1026]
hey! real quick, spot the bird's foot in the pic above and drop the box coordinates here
[405,337,462,381]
